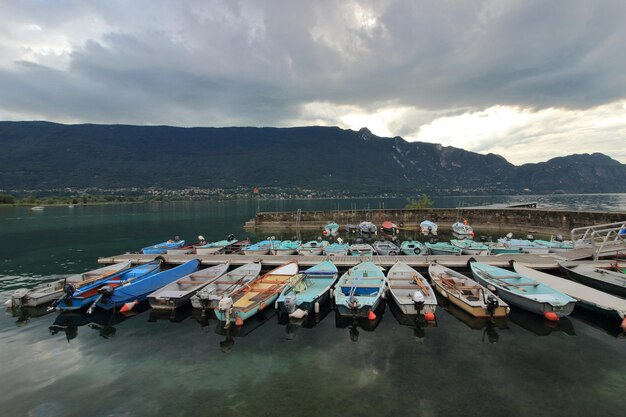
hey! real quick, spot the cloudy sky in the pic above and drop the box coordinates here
[1,0,625,164]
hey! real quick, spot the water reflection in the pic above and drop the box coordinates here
[509,308,576,336]
[7,305,53,326]
[277,298,333,340]
[334,302,386,342]
[147,304,194,323]
[387,300,437,340]
[438,298,508,343]
[571,308,625,338]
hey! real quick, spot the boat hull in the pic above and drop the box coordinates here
[432,281,507,318]
[561,266,626,298]
[336,295,382,318]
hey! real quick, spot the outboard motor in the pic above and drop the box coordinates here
[348,296,360,311]
[412,291,425,314]
[505,232,513,241]
[63,283,76,297]
[283,294,298,314]
[227,234,235,241]
[355,238,364,244]
[486,295,499,317]
[429,237,439,244]
[317,236,323,242]
[555,234,564,242]
[218,296,234,322]
[98,285,114,299]
[479,235,488,243]
[526,234,534,241]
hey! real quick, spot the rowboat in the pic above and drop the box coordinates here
[191,263,262,310]
[242,239,281,255]
[349,243,375,256]
[142,239,186,254]
[218,239,250,254]
[488,242,522,254]
[31,206,44,211]
[387,262,436,319]
[400,240,428,256]
[372,240,401,255]
[429,263,508,318]
[334,261,386,318]
[324,222,340,236]
[420,220,438,236]
[514,262,626,329]
[533,239,574,253]
[451,221,474,239]
[496,237,549,254]
[96,259,200,311]
[148,263,229,310]
[344,224,359,234]
[382,221,399,234]
[559,263,626,298]
[214,261,299,324]
[277,261,338,317]
[450,239,490,255]
[425,242,462,255]
[8,261,131,308]
[195,237,239,255]
[358,221,377,234]
[470,262,576,319]
[297,240,328,255]
[324,242,350,256]
[270,240,301,255]
[56,261,162,311]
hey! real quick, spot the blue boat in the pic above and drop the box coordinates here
[142,239,186,254]
[96,259,200,311]
[334,261,386,318]
[324,222,340,236]
[470,262,576,319]
[324,242,350,256]
[276,261,339,316]
[400,240,428,256]
[270,240,302,255]
[242,239,281,255]
[425,242,462,255]
[56,261,162,311]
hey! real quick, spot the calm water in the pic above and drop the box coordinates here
[1,195,625,417]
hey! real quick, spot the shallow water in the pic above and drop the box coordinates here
[1,196,625,417]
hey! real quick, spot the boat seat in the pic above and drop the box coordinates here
[391,285,422,290]
[466,296,480,301]
[233,292,258,307]
[154,290,188,298]
[177,279,208,285]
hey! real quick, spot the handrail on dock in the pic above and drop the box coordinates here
[571,220,626,261]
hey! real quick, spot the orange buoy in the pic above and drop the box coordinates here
[368,310,377,321]
[621,317,626,331]
[424,312,436,321]
[120,300,138,313]
[544,311,559,322]
[235,316,244,326]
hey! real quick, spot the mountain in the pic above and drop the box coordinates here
[0,121,624,194]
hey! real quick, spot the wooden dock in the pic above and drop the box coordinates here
[97,252,613,270]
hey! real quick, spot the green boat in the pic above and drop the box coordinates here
[450,239,490,255]
[425,242,462,255]
[271,240,302,255]
[400,240,428,256]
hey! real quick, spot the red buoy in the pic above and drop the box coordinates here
[322,230,328,236]
[368,310,377,321]
[424,312,436,321]
[620,317,626,331]
[120,300,138,313]
[235,316,244,326]
[544,311,559,322]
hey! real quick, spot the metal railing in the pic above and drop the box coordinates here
[571,221,626,261]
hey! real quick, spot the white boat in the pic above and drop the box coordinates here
[420,220,438,236]
[31,206,44,211]
[349,243,375,256]
[191,263,262,310]
[387,262,437,319]
[451,221,474,239]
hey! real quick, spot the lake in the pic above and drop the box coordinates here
[1,195,625,417]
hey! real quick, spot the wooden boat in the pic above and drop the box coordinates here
[420,220,438,236]
[195,237,239,255]
[358,221,377,235]
[425,242,461,255]
[324,222,340,236]
[297,240,328,255]
[276,261,338,316]
[400,240,428,256]
[470,262,576,319]
[451,221,474,239]
[214,261,299,324]
[96,260,200,311]
[191,263,262,310]
[242,239,281,255]
[334,261,386,318]
[450,239,490,255]
[324,242,350,256]
[372,240,401,255]
[56,261,162,311]
[148,263,229,310]
[559,262,626,298]
[349,243,374,256]
[387,262,436,318]
[8,262,131,308]
[216,238,250,255]
[429,263,508,318]
[514,262,626,330]
[141,239,186,254]
[270,240,301,255]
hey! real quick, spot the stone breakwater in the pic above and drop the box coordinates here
[245,208,626,235]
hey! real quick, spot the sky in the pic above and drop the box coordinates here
[0,0,625,165]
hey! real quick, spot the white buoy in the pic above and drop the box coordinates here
[314,302,320,314]
[274,300,278,309]
[329,288,334,299]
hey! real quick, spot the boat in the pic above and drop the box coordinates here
[276,261,339,317]
[148,263,229,310]
[400,240,428,256]
[334,261,386,318]
[533,239,574,253]
[270,240,302,255]
[450,239,490,255]
[324,242,350,256]
[514,262,626,330]
[214,261,299,324]
[470,262,576,319]
[372,239,401,255]
[56,261,162,311]
[488,242,522,255]
[30,206,44,211]
[195,236,239,255]
[8,261,131,308]
[559,263,626,298]
[451,221,474,239]
[217,238,250,254]
[429,263,508,318]
[344,224,359,234]
[387,262,437,319]
[242,239,281,255]
[95,260,200,311]
[191,263,262,310]
[420,220,438,236]
[324,222,340,236]
[141,239,186,254]
[497,235,549,254]
[382,221,399,235]
[349,243,375,256]
[297,240,329,255]
[425,242,462,255]
[358,221,377,235]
